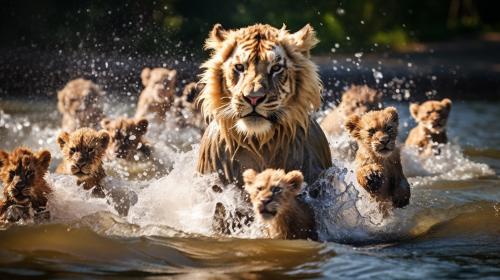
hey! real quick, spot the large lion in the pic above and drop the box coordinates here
[196,23,332,185]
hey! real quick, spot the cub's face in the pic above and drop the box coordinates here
[57,128,110,178]
[101,118,148,160]
[0,148,51,204]
[410,99,452,133]
[340,86,382,116]
[58,79,103,116]
[345,107,399,157]
[243,169,304,220]
[141,68,177,100]
[206,24,320,136]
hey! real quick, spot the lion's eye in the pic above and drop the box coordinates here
[234,64,245,72]
[270,64,282,73]
[256,186,263,191]
[26,170,33,177]
[271,186,282,194]
[69,147,76,155]
[368,128,376,136]
[386,126,393,132]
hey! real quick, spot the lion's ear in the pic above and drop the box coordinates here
[409,103,420,120]
[242,169,257,186]
[57,132,70,149]
[100,118,112,130]
[35,150,51,172]
[290,24,319,56]
[385,107,399,123]
[0,150,9,169]
[345,115,361,138]
[284,170,304,192]
[97,130,110,149]
[205,23,228,50]
[136,118,149,135]
[441,98,452,111]
[141,67,151,87]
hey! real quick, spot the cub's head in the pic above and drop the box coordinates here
[101,117,149,160]
[345,107,399,157]
[141,67,177,101]
[57,128,110,178]
[0,148,51,204]
[410,98,452,133]
[339,85,382,116]
[243,168,304,220]
[57,78,104,115]
[199,23,322,138]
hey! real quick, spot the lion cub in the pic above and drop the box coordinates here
[321,85,382,136]
[243,169,317,240]
[135,67,177,121]
[57,78,106,132]
[56,128,110,198]
[0,148,52,222]
[405,98,452,155]
[100,117,151,160]
[345,107,411,209]
[172,82,206,131]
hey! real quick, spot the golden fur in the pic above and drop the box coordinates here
[56,128,110,198]
[345,107,410,209]
[321,85,382,135]
[57,78,106,132]
[197,23,331,185]
[101,117,151,160]
[405,98,452,155]
[0,147,52,222]
[243,169,317,240]
[172,82,206,131]
[135,67,177,121]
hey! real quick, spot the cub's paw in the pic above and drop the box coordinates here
[364,170,384,194]
[91,186,106,198]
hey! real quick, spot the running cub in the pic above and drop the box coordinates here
[243,168,317,240]
[406,98,452,155]
[135,67,177,121]
[0,147,52,222]
[56,128,110,198]
[57,78,106,132]
[100,117,151,160]
[345,107,411,209]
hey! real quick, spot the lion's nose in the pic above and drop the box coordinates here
[379,136,390,145]
[261,197,272,205]
[244,95,265,106]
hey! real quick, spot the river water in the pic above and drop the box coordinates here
[0,96,498,279]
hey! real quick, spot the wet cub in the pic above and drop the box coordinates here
[56,128,110,198]
[243,169,317,240]
[172,82,206,131]
[0,148,52,222]
[405,98,452,155]
[57,78,106,132]
[321,85,382,136]
[345,107,411,209]
[135,67,177,121]
[101,117,151,160]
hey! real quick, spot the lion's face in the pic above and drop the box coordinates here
[410,98,451,133]
[200,23,321,138]
[141,68,177,101]
[345,107,399,157]
[243,169,303,220]
[0,148,50,204]
[340,85,382,116]
[101,117,148,160]
[57,128,109,178]
[57,79,103,116]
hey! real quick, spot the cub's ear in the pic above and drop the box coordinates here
[409,103,420,120]
[289,24,319,56]
[141,67,152,87]
[205,23,228,50]
[242,169,257,186]
[100,118,112,130]
[97,130,110,149]
[57,89,67,112]
[136,118,149,135]
[385,107,399,123]
[284,170,304,192]
[35,150,51,171]
[0,150,9,169]
[441,98,452,110]
[344,115,361,138]
[57,132,70,149]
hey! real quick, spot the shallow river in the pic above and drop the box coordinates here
[0,97,498,279]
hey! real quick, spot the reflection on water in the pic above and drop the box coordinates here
[0,99,498,278]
